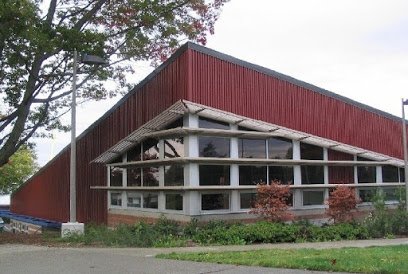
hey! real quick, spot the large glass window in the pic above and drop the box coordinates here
[382,165,399,183]
[199,165,230,186]
[202,193,230,210]
[127,168,141,186]
[127,145,141,162]
[383,187,401,202]
[199,117,229,130]
[164,165,184,186]
[269,166,294,184]
[199,136,230,158]
[303,190,324,206]
[238,139,266,158]
[142,138,159,160]
[357,157,376,183]
[239,166,267,185]
[143,193,158,209]
[301,166,324,184]
[300,143,323,160]
[359,188,376,203]
[110,192,122,206]
[143,167,159,186]
[127,192,141,208]
[110,167,123,187]
[165,194,183,210]
[240,192,257,209]
[268,137,293,159]
[164,138,184,158]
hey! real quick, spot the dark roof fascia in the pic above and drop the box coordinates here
[186,42,402,122]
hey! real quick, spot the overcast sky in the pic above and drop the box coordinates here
[34,0,408,166]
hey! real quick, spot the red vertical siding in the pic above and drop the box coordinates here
[11,51,190,224]
[188,49,403,159]
[328,150,355,184]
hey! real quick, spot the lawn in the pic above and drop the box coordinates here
[157,245,408,273]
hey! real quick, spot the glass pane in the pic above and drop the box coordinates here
[199,117,229,130]
[143,193,158,209]
[359,188,375,203]
[165,118,183,129]
[269,166,294,184]
[240,193,256,209]
[400,168,406,182]
[358,166,376,183]
[164,165,184,186]
[199,136,230,158]
[268,137,293,159]
[110,167,123,187]
[127,192,141,208]
[199,165,230,186]
[202,193,230,210]
[382,165,399,182]
[127,145,141,162]
[238,139,266,158]
[328,166,354,184]
[110,192,122,206]
[143,167,159,187]
[164,138,184,158]
[300,143,323,160]
[301,166,324,184]
[239,166,267,185]
[127,168,141,186]
[303,191,324,206]
[143,138,159,160]
[383,188,401,202]
[165,194,183,210]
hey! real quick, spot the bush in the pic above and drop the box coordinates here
[326,186,360,223]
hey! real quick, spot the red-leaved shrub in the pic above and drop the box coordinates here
[326,186,361,223]
[250,180,293,222]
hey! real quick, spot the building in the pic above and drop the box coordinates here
[11,42,406,226]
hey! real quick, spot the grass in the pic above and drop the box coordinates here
[157,245,408,273]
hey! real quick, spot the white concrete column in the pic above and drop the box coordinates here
[354,155,359,184]
[376,166,382,183]
[323,148,329,201]
[158,191,165,211]
[293,140,302,208]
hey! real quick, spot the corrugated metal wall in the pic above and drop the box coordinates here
[11,50,189,224]
[188,50,403,159]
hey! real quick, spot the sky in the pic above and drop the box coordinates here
[34,0,408,166]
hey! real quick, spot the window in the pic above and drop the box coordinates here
[199,136,230,158]
[143,138,159,160]
[300,143,323,160]
[303,190,324,206]
[240,192,257,209]
[202,193,230,210]
[127,168,141,186]
[164,165,184,186]
[164,138,184,158]
[127,192,141,208]
[382,165,399,183]
[110,192,122,206]
[199,117,229,130]
[199,165,230,185]
[127,145,141,162]
[239,166,266,185]
[238,139,266,158]
[383,187,401,202]
[400,168,406,182]
[110,167,123,187]
[268,137,293,159]
[143,193,158,209]
[359,188,375,203]
[143,167,159,186]
[357,157,376,183]
[301,165,324,184]
[269,166,293,184]
[165,194,183,210]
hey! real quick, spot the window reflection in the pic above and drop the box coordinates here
[164,165,184,186]
[199,117,229,130]
[143,166,159,186]
[164,138,184,158]
[357,157,376,183]
[239,166,267,185]
[240,193,257,209]
[165,194,183,210]
[300,143,323,160]
[143,193,158,209]
[269,166,293,184]
[301,165,324,184]
[127,192,141,208]
[238,139,266,158]
[202,193,229,210]
[359,188,375,203]
[199,137,230,158]
[110,192,122,206]
[382,165,399,183]
[268,137,293,159]
[127,168,141,186]
[303,190,324,206]
[127,144,141,162]
[110,167,123,187]
[199,165,230,185]
[143,138,159,160]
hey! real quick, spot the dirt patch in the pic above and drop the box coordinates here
[0,231,86,247]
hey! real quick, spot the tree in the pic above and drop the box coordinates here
[326,186,361,223]
[0,0,228,167]
[250,180,293,222]
[0,146,38,194]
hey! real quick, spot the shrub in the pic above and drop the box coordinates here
[250,180,293,222]
[326,186,360,223]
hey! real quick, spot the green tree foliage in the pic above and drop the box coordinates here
[0,146,38,194]
[0,0,228,167]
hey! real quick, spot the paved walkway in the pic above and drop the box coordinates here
[0,238,407,274]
